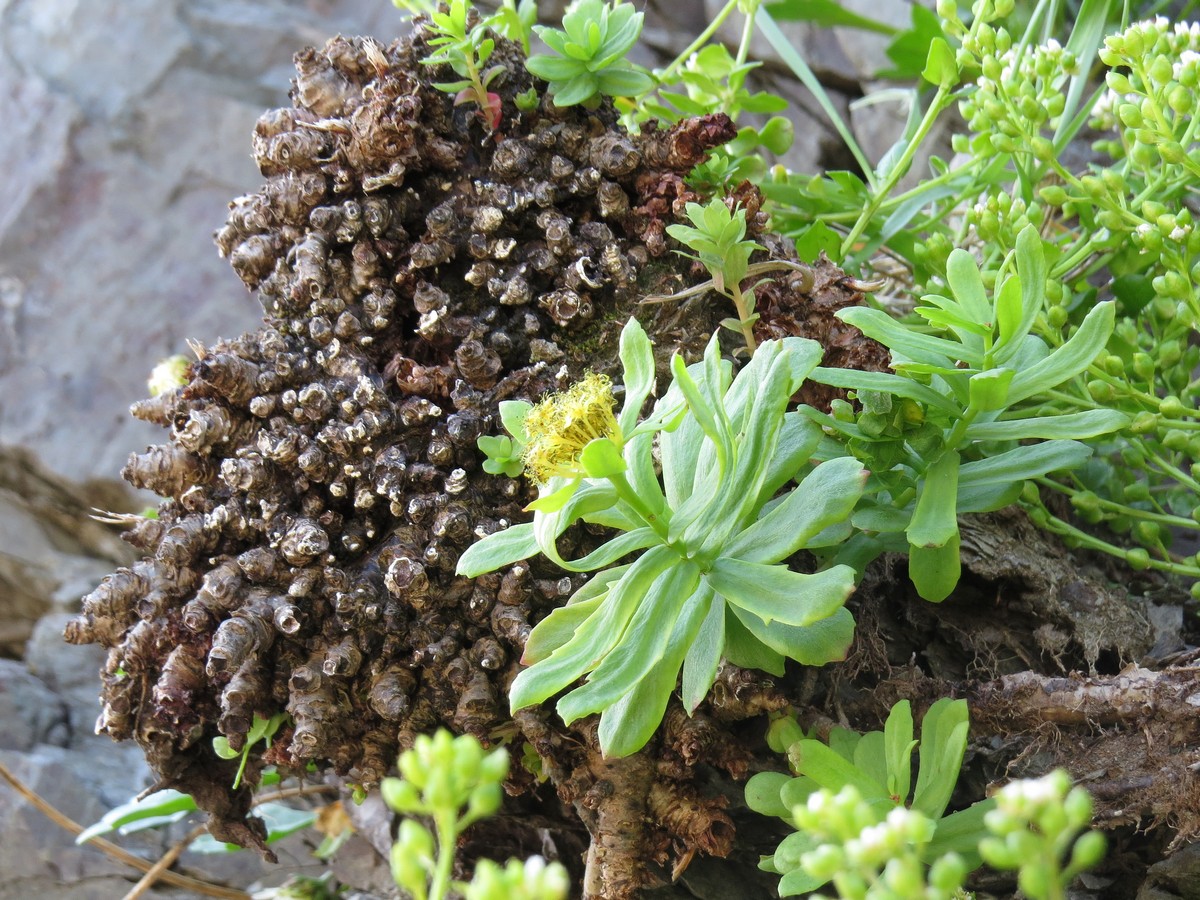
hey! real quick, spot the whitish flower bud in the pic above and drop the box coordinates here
[148,355,191,397]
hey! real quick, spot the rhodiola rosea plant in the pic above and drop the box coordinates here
[463,318,868,756]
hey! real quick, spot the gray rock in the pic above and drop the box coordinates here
[1137,842,1200,899]
[0,0,396,486]
[0,746,146,891]
[0,659,69,750]
[25,612,109,740]
[833,0,915,83]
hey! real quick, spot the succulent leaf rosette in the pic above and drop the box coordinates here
[525,0,655,106]
[460,318,868,756]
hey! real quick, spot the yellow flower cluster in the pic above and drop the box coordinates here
[522,373,620,484]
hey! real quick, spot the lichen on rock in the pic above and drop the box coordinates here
[64,15,872,892]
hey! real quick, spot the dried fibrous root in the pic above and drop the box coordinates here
[969,666,1200,843]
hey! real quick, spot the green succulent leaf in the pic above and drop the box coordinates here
[957,440,1092,486]
[681,592,726,712]
[837,307,965,369]
[596,583,713,756]
[724,457,868,563]
[906,449,960,549]
[508,545,677,712]
[787,739,890,800]
[708,559,855,628]
[908,532,962,603]
[1005,301,1116,405]
[557,561,700,723]
[964,409,1129,441]
[456,522,538,578]
[912,699,970,820]
[883,700,916,804]
[729,604,856,666]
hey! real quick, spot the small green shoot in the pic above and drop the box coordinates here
[666,198,765,352]
[417,0,505,128]
[525,0,655,107]
[213,711,289,790]
[747,699,992,896]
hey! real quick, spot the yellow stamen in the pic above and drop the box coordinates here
[522,374,621,485]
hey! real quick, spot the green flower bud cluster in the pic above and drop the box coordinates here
[940,0,1013,45]
[793,787,969,900]
[958,34,1077,157]
[968,192,1045,248]
[464,857,570,900]
[382,729,509,820]
[979,771,1106,900]
[382,730,562,900]
[1098,19,1200,174]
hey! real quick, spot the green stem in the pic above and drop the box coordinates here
[1033,506,1200,577]
[728,283,758,352]
[944,405,980,450]
[1036,477,1200,530]
[429,812,458,900]
[656,0,740,82]
[734,0,759,68]
[839,84,954,258]
[608,471,671,541]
